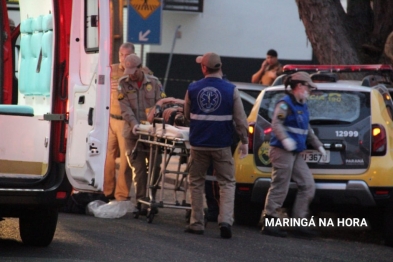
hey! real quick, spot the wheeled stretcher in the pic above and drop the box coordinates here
[132,119,191,223]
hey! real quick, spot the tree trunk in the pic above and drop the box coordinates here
[296,0,393,65]
[369,0,393,50]
[296,0,360,65]
[346,0,373,62]
[369,0,393,63]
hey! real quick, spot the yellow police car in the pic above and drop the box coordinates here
[234,64,393,246]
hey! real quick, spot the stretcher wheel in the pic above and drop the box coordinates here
[146,206,158,223]
[147,213,154,223]
[133,211,140,219]
[185,209,191,223]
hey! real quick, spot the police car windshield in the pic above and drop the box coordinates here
[259,90,370,124]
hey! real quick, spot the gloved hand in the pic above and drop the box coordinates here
[239,143,248,159]
[132,124,140,135]
[282,138,296,151]
[318,146,327,161]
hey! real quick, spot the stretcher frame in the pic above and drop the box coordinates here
[133,118,191,223]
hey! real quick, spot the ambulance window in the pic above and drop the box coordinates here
[14,36,20,79]
[85,0,99,52]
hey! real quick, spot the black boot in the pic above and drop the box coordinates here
[219,222,232,239]
[260,214,287,237]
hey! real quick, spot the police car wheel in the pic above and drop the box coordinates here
[234,195,263,226]
[384,201,393,247]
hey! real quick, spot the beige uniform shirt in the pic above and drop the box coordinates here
[110,64,124,116]
[118,73,163,139]
[232,88,249,145]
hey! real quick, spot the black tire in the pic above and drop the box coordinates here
[19,208,58,247]
[384,201,393,247]
[234,195,263,226]
[364,207,384,232]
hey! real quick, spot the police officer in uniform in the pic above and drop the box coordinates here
[104,42,135,201]
[261,72,326,238]
[184,52,249,238]
[118,54,164,215]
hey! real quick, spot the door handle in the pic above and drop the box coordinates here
[78,95,85,104]
[88,107,94,126]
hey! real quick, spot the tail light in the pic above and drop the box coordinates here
[371,124,386,156]
[248,123,255,154]
[56,191,68,199]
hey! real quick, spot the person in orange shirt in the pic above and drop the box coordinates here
[251,49,283,86]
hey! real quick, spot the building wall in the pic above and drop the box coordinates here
[129,0,318,98]
[151,0,312,60]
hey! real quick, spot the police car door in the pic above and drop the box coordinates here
[65,0,110,192]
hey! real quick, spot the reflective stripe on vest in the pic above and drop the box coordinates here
[190,113,233,121]
[285,126,309,135]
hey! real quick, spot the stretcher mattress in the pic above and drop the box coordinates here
[137,123,189,141]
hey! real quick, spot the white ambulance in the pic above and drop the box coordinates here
[1,0,112,246]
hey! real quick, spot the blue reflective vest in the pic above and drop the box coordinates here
[270,95,309,152]
[188,77,234,147]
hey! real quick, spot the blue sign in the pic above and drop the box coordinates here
[127,0,162,45]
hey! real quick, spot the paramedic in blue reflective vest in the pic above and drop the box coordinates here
[261,71,326,238]
[184,52,249,239]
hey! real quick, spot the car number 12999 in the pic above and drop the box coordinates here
[301,150,330,163]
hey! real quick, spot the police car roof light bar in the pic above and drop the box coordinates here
[283,64,393,73]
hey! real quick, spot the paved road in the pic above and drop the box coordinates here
[2,157,393,261]
[1,207,393,262]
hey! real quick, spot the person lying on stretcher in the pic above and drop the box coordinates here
[146,97,189,127]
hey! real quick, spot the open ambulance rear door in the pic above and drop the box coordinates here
[0,0,74,247]
[65,0,111,192]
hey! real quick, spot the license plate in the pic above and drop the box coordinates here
[301,150,330,163]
